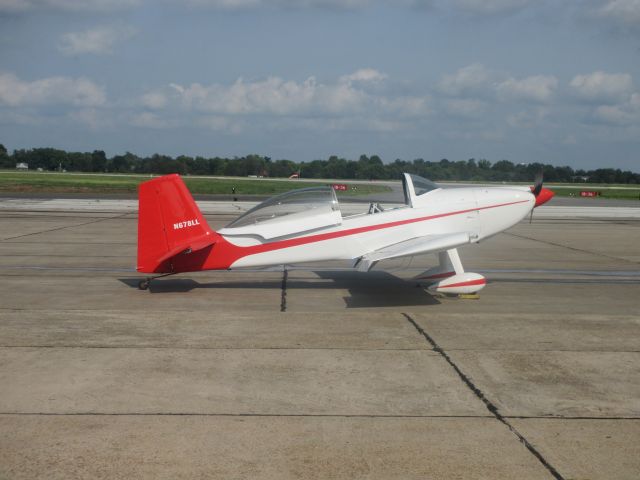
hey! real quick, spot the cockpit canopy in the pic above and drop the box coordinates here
[221,186,342,240]
[219,173,440,241]
[227,186,339,228]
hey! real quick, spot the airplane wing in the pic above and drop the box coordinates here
[355,232,470,272]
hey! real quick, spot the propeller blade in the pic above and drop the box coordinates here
[529,208,534,224]
[532,171,544,197]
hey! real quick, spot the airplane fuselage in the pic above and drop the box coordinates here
[168,187,534,273]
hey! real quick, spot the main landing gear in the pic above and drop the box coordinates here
[138,272,176,290]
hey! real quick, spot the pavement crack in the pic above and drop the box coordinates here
[1,213,131,241]
[402,313,566,480]
[280,267,288,312]
[504,231,638,265]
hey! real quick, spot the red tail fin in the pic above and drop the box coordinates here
[137,174,216,273]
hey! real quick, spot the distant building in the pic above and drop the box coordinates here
[571,175,589,182]
[16,162,28,170]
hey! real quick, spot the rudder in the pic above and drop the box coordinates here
[137,174,215,273]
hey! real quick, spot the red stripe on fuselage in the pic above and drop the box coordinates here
[170,199,530,272]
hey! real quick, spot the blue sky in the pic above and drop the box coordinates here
[1,0,639,170]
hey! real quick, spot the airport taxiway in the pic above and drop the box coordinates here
[0,201,638,479]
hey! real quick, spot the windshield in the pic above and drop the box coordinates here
[408,174,439,196]
[226,186,339,228]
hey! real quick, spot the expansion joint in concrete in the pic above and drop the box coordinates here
[402,313,566,480]
[280,267,288,312]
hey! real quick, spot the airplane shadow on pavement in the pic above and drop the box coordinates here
[119,270,440,308]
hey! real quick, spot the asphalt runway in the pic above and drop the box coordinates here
[0,203,639,479]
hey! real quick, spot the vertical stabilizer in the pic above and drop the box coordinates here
[137,174,215,273]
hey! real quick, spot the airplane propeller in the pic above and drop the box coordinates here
[532,171,544,197]
[529,172,554,223]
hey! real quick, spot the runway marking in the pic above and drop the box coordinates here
[403,313,566,480]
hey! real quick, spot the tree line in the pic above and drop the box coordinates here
[0,144,638,184]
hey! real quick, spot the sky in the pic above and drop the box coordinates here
[1,0,639,170]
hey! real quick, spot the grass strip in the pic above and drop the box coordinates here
[0,172,391,197]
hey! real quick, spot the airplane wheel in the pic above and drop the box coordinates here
[138,279,150,290]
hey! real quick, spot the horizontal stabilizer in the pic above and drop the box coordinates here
[154,231,217,265]
[356,231,470,272]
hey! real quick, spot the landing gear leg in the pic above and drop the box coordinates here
[137,272,176,291]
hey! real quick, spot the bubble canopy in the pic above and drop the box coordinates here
[226,186,340,229]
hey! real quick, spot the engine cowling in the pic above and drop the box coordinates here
[427,272,486,295]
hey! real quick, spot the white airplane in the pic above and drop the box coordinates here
[136,173,554,293]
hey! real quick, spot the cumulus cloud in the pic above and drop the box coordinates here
[497,75,558,103]
[131,70,429,133]
[593,0,640,27]
[143,70,425,118]
[379,96,430,117]
[439,64,557,103]
[569,71,634,102]
[0,72,106,107]
[339,68,387,84]
[58,24,136,55]
[173,76,364,115]
[438,63,494,96]
[140,91,168,109]
[592,92,640,125]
